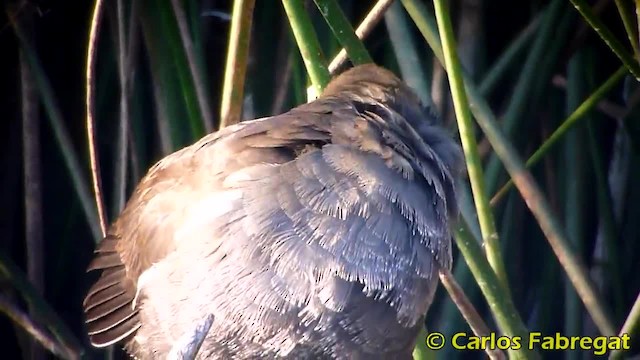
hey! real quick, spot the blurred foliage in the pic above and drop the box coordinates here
[1,0,640,359]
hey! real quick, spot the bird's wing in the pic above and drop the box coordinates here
[82,97,456,353]
[220,143,452,323]
[81,108,334,347]
[158,101,454,356]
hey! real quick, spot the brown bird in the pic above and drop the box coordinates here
[83,64,462,359]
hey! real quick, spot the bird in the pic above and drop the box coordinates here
[82,64,463,359]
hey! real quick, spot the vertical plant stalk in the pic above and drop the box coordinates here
[498,0,563,137]
[86,0,108,236]
[291,49,307,105]
[313,0,372,67]
[401,0,616,338]
[587,118,625,313]
[385,1,431,105]
[479,13,541,96]
[220,0,256,129]
[490,66,627,206]
[114,0,130,215]
[454,221,535,359]
[399,2,531,354]
[328,0,394,74]
[271,25,295,115]
[140,11,177,155]
[563,53,586,356]
[439,268,505,360]
[126,0,142,183]
[569,0,640,80]
[157,0,205,140]
[637,0,640,53]
[455,0,482,78]
[484,0,566,196]
[614,0,640,60]
[468,83,617,338]
[432,0,510,294]
[10,11,103,243]
[19,13,44,360]
[170,0,214,133]
[282,0,331,94]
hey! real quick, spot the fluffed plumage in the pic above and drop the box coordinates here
[83,64,463,359]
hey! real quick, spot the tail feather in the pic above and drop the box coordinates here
[84,284,134,321]
[88,312,141,347]
[84,267,126,301]
[83,234,141,348]
[87,252,124,271]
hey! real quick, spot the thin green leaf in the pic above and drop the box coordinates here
[113,0,131,215]
[570,0,640,80]
[432,0,510,301]
[170,0,214,133]
[587,117,624,316]
[453,219,535,359]
[282,0,331,94]
[158,0,206,140]
[479,12,541,97]
[401,0,617,337]
[220,0,256,128]
[313,0,372,66]
[614,0,640,60]
[141,0,194,150]
[484,0,569,195]
[491,66,627,206]
[329,0,394,74]
[563,52,587,360]
[385,1,431,105]
[11,11,103,243]
[86,0,109,236]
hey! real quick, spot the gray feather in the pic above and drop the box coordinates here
[83,64,462,359]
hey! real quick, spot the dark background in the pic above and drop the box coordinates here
[1,0,639,358]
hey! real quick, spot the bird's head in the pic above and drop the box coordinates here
[322,64,464,186]
[322,64,423,116]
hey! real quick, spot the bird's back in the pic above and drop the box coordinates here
[83,65,461,359]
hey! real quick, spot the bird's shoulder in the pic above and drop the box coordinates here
[113,95,453,270]
[87,97,361,279]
